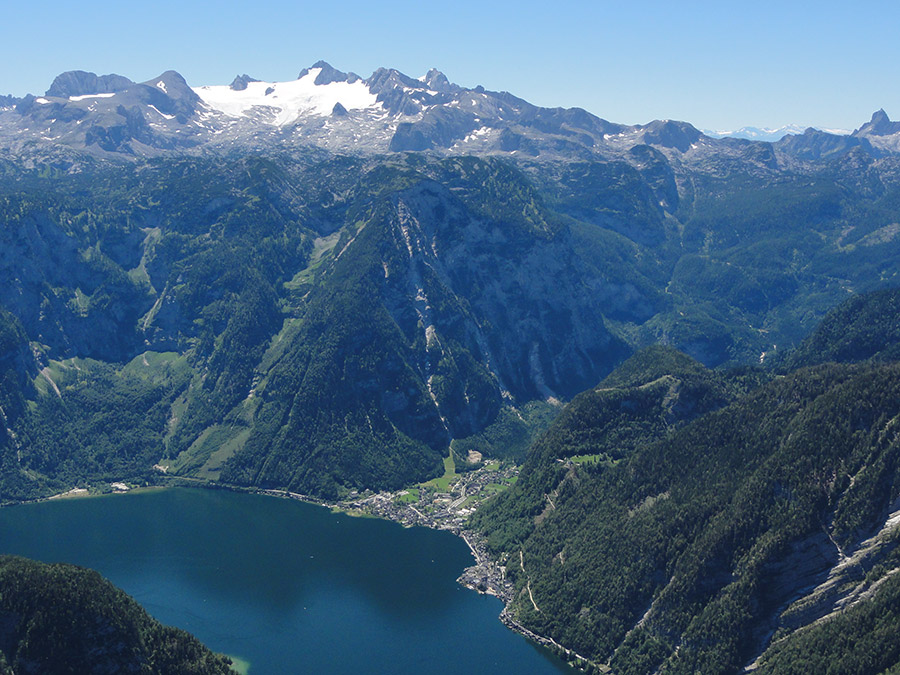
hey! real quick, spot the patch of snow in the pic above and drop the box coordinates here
[192,68,380,126]
[69,93,116,101]
[156,81,168,94]
[35,98,50,105]
[460,126,493,144]
[403,85,439,96]
[147,104,175,120]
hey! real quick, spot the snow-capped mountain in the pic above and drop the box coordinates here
[193,67,379,123]
[0,61,897,167]
[0,61,690,160]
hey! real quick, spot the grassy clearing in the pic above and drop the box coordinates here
[395,488,420,504]
[33,358,93,395]
[569,454,603,464]
[163,392,190,449]
[122,351,188,383]
[421,454,457,492]
[196,428,251,480]
[257,318,304,373]
[169,424,251,479]
[284,232,341,289]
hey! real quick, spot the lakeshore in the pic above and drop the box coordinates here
[259,461,595,672]
[2,460,590,671]
[257,461,519,604]
[0,486,575,674]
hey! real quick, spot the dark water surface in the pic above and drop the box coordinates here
[0,488,573,674]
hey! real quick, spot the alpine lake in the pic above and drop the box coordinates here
[0,487,574,674]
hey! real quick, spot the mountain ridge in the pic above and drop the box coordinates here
[3,61,898,166]
[474,287,900,674]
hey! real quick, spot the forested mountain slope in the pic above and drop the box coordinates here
[1,142,899,500]
[782,287,900,369]
[0,555,234,674]
[474,289,900,674]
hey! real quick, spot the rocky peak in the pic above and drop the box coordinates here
[45,71,133,98]
[638,119,703,152]
[140,71,202,106]
[855,109,900,137]
[364,68,430,116]
[229,74,260,91]
[422,68,456,93]
[296,61,360,85]
[365,67,424,93]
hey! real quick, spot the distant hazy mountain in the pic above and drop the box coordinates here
[705,124,811,142]
[704,124,852,142]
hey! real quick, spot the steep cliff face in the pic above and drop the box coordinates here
[377,169,628,404]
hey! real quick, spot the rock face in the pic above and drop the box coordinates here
[776,127,875,160]
[229,74,259,91]
[0,208,148,362]
[849,109,900,154]
[856,108,900,136]
[45,70,134,98]
[5,69,205,155]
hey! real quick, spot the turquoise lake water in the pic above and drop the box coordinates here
[0,488,574,674]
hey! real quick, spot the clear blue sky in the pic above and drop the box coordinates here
[4,0,898,131]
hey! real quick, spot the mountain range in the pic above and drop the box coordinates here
[0,62,899,500]
[3,62,900,163]
[2,60,900,673]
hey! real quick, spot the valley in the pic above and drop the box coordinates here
[2,60,900,673]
